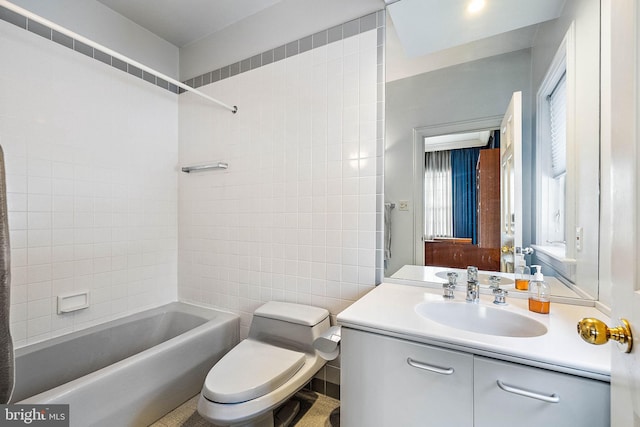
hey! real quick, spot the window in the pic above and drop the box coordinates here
[537,45,567,250]
[547,72,567,244]
[424,150,452,239]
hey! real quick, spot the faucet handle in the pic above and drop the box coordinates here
[442,282,455,299]
[489,275,501,289]
[492,287,508,305]
[466,266,478,282]
[447,272,458,285]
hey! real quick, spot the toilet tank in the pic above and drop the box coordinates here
[248,302,330,353]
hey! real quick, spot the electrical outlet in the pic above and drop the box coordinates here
[399,200,409,211]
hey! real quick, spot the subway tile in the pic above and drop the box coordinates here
[3,6,385,335]
[220,66,230,80]
[143,70,156,85]
[27,20,51,40]
[0,6,26,29]
[360,13,377,33]
[262,49,274,65]
[73,40,93,58]
[111,57,127,73]
[377,27,385,47]
[273,45,286,62]
[286,40,299,58]
[328,25,343,44]
[94,50,111,66]
[343,19,360,39]
[240,58,251,73]
[156,77,169,90]
[52,30,73,49]
[299,35,313,54]
[230,62,240,76]
[312,30,328,49]
[128,64,143,79]
[250,54,262,70]
[211,69,221,83]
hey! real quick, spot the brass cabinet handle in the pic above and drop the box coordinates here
[406,357,454,375]
[577,317,633,353]
[496,380,560,403]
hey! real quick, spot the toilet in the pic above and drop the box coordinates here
[197,301,332,427]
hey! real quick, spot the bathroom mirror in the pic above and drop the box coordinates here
[384,0,601,301]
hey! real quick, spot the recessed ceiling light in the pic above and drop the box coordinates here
[467,0,486,14]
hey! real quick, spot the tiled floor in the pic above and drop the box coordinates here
[150,390,340,427]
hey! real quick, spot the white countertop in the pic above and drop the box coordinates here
[390,265,582,299]
[337,281,611,381]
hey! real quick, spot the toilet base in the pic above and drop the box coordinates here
[212,399,301,427]
[214,411,273,427]
[274,399,300,427]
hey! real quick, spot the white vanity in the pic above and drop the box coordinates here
[337,281,611,427]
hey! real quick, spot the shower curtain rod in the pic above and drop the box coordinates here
[0,0,238,114]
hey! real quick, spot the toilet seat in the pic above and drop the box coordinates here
[202,339,306,404]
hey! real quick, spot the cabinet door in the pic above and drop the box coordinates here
[474,356,610,427]
[341,329,473,427]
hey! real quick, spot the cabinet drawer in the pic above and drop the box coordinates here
[474,356,610,427]
[341,329,473,427]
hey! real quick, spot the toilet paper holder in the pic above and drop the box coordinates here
[313,325,341,360]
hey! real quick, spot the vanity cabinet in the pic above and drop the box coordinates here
[474,356,610,427]
[341,328,473,427]
[341,328,610,427]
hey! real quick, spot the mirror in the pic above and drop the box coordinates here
[384,0,600,300]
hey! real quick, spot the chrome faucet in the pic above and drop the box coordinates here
[442,272,458,299]
[465,266,479,303]
[466,280,479,303]
[493,287,508,305]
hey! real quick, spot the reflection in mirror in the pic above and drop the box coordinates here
[384,0,600,301]
[421,129,502,272]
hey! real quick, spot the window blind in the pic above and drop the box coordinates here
[548,73,567,178]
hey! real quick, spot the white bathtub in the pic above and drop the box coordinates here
[11,302,240,427]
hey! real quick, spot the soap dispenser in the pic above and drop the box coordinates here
[528,265,550,314]
[515,254,531,291]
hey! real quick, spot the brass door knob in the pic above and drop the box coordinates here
[577,317,633,353]
[501,245,514,254]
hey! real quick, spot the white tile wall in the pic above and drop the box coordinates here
[0,20,179,346]
[178,29,382,337]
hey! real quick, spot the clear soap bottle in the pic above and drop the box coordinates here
[528,265,550,314]
[515,254,531,291]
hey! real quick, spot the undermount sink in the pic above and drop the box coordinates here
[415,301,547,338]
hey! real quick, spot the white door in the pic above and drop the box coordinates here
[500,91,522,272]
[602,0,640,424]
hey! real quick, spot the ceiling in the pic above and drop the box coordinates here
[96,0,284,47]
[386,0,566,81]
[387,0,565,58]
[94,0,566,80]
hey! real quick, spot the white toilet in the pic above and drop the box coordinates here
[197,301,332,427]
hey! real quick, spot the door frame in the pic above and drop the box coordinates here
[601,0,640,424]
[412,116,503,265]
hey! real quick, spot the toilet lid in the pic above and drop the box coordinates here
[202,339,306,404]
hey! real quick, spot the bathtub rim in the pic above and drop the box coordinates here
[15,301,240,404]
[14,301,236,358]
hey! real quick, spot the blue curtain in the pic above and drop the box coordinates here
[451,148,480,243]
